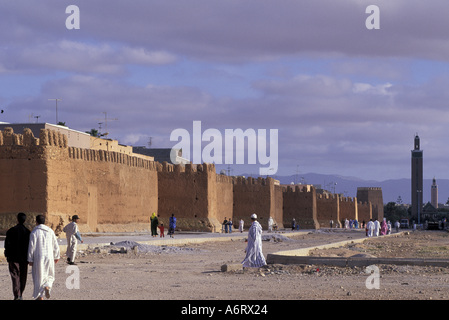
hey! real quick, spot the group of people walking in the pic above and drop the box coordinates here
[365,218,392,237]
[150,213,177,238]
[4,212,82,300]
[3,210,278,299]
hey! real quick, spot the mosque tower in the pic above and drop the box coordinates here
[431,177,438,209]
[411,134,423,223]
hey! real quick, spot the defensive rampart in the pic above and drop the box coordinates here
[157,162,221,232]
[282,185,319,229]
[316,194,340,228]
[233,177,284,230]
[357,187,384,221]
[339,197,358,223]
[0,127,381,234]
[0,127,158,234]
[357,201,372,224]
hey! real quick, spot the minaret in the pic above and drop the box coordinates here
[431,177,438,209]
[411,134,423,223]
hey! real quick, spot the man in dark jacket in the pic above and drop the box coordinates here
[4,212,31,300]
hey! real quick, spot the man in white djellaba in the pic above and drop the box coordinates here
[268,217,274,232]
[373,218,381,237]
[63,215,83,265]
[367,219,374,237]
[242,213,266,268]
[28,215,60,300]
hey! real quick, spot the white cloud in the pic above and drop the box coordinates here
[0,40,177,74]
[352,82,393,95]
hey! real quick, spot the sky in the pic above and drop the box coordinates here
[1,0,449,181]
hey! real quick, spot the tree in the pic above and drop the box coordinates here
[384,201,408,222]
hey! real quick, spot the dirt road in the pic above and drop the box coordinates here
[1,229,449,301]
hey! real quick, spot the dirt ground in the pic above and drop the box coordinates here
[1,229,449,301]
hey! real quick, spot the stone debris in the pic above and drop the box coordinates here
[221,264,243,272]
[88,240,202,255]
[261,234,294,242]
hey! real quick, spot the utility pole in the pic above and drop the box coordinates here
[48,98,62,124]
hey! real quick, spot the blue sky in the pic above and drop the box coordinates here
[1,1,449,181]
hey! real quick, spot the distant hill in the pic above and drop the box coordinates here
[242,172,449,205]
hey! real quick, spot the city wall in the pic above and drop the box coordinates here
[357,201,372,224]
[0,127,377,235]
[0,128,158,234]
[233,177,284,230]
[339,197,358,223]
[157,162,221,232]
[0,128,48,233]
[316,194,340,228]
[283,185,319,229]
[357,187,384,221]
[316,194,372,228]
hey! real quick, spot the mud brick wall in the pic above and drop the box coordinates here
[0,127,159,234]
[157,162,221,232]
[339,197,358,223]
[357,187,384,221]
[216,174,234,231]
[232,177,282,230]
[0,128,48,233]
[282,185,319,229]
[316,194,340,228]
[357,201,372,225]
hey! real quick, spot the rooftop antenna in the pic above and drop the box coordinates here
[48,98,62,124]
[98,122,103,136]
[96,112,118,137]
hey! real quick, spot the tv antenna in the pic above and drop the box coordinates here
[48,98,62,124]
[96,112,118,137]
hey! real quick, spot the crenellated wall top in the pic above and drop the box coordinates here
[339,196,357,202]
[283,185,316,193]
[0,127,69,148]
[156,162,216,173]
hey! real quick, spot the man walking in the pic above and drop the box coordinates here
[242,213,266,268]
[63,215,83,265]
[168,213,177,238]
[4,212,31,300]
[367,219,374,237]
[374,218,380,237]
[28,215,60,300]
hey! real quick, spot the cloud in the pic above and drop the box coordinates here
[0,40,177,74]
[3,1,449,63]
[2,1,449,181]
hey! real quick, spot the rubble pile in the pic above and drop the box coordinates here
[88,240,202,255]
